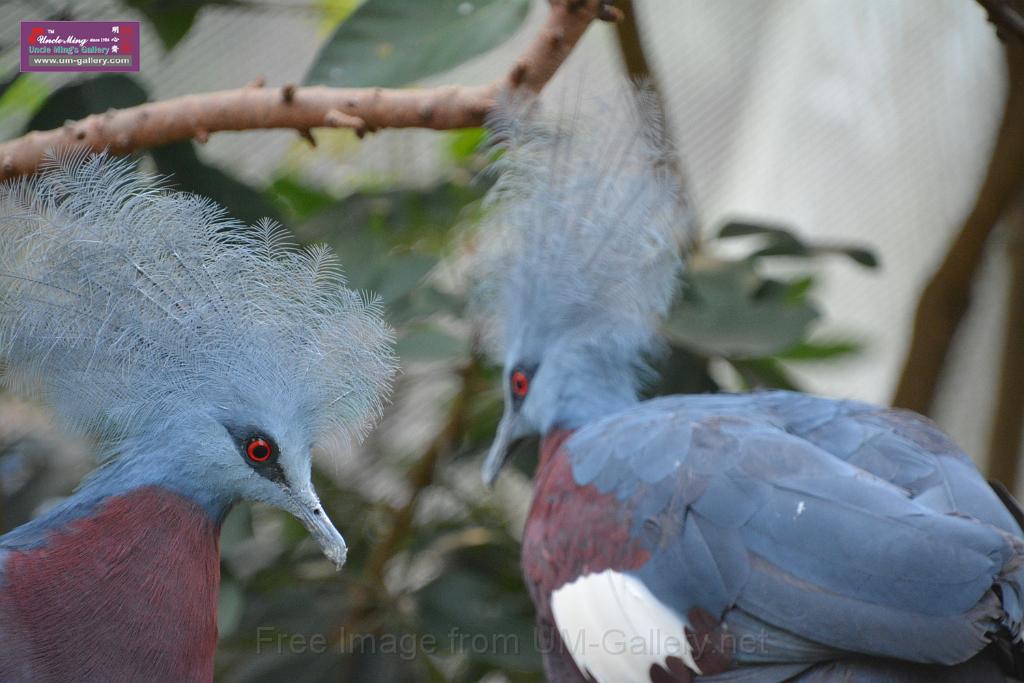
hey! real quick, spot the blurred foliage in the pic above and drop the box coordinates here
[304,0,531,87]
[0,74,48,120]
[658,222,876,392]
[0,3,878,682]
[312,0,363,36]
[122,0,234,50]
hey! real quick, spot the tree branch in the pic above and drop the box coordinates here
[987,191,1024,487]
[0,0,620,182]
[978,0,1024,41]
[891,21,1024,413]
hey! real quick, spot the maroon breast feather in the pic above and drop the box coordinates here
[0,486,220,683]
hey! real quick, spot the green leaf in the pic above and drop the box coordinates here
[717,220,879,268]
[293,178,488,323]
[304,0,531,87]
[299,205,448,323]
[751,239,809,259]
[24,74,148,133]
[729,357,801,391]
[314,0,364,32]
[783,275,815,304]
[448,127,488,162]
[719,221,808,259]
[717,221,796,240]
[396,324,468,362]
[304,182,486,253]
[665,303,818,359]
[679,260,760,306]
[752,278,789,301]
[0,72,22,105]
[776,340,861,361]
[0,74,51,123]
[644,345,719,397]
[815,245,879,268]
[407,285,465,318]
[665,261,819,358]
[266,176,337,222]
[121,0,222,50]
[375,252,438,304]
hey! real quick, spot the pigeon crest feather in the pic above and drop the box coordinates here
[473,89,689,377]
[0,151,395,457]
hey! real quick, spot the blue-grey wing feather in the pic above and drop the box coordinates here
[565,390,1024,667]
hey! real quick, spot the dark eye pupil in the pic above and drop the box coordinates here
[247,438,272,462]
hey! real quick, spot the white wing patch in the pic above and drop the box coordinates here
[549,569,699,682]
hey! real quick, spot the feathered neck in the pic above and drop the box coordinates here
[534,344,641,434]
[0,448,230,552]
[85,453,234,520]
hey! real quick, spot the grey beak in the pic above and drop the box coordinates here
[290,488,347,569]
[482,410,522,487]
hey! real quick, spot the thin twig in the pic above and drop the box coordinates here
[0,0,620,181]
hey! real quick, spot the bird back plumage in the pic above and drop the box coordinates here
[546,391,1024,680]
[472,89,689,371]
[0,151,395,455]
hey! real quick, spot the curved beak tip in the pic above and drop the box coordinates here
[315,527,348,571]
[324,542,348,571]
[294,495,348,570]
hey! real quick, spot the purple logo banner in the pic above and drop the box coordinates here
[21,21,140,73]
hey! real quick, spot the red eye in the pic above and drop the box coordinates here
[510,370,529,398]
[246,438,272,462]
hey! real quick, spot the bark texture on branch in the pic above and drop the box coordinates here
[0,0,619,182]
[891,24,1024,414]
[987,192,1024,487]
